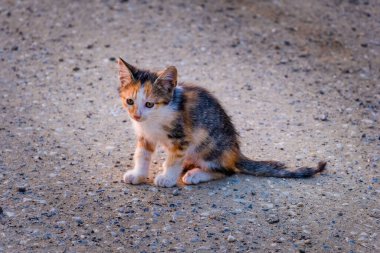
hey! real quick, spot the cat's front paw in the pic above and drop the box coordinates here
[154,173,178,188]
[123,170,147,185]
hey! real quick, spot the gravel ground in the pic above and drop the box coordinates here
[1,0,379,252]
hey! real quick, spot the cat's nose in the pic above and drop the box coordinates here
[133,115,141,121]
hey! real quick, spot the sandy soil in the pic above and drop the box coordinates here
[0,0,379,252]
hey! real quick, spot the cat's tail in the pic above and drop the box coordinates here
[236,156,326,178]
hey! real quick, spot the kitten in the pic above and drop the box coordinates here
[117,58,326,187]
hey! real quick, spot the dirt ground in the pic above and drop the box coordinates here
[0,0,379,252]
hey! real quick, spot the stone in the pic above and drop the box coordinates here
[368,209,380,219]
[172,189,180,196]
[266,215,280,224]
[17,186,26,193]
[227,234,236,242]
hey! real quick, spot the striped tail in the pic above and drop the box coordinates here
[236,156,326,178]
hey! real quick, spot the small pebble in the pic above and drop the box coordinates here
[73,216,84,225]
[262,203,274,211]
[358,232,368,241]
[227,234,236,242]
[172,189,180,196]
[184,186,193,191]
[190,237,200,243]
[266,215,280,224]
[5,211,15,217]
[42,208,58,217]
[43,233,53,240]
[314,113,328,121]
[17,186,26,193]
[368,209,380,219]
[222,227,230,233]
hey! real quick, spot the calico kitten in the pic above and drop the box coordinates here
[117,58,326,187]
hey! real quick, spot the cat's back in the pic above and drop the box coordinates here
[178,83,238,138]
[179,83,224,111]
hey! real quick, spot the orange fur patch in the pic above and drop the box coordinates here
[191,128,208,144]
[184,90,199,104]
[119,81,141,115]
[119,82,141,101]
[137,136,155,153]
[220,148,240,170]
[143,81,154,98]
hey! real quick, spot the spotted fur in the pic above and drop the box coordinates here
[118,58,326,187]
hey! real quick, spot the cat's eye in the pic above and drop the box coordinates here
[145,102,154,108]
[126,99,134,105]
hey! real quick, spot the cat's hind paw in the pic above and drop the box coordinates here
[182,168,224,185]
[154,173,178,188]
[182,168,204,185]
[123,170,147,185]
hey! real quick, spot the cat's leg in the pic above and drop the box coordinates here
[154,150,184,187]
[182,168,225,185]
[124,137,155,185]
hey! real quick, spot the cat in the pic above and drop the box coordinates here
[117,58,326,187]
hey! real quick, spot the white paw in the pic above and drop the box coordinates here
[154,173,178,188]
[182,168,203,185]
[123,170,147,185]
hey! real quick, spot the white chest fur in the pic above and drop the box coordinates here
[133,120,166,144]
[132,106,176,146]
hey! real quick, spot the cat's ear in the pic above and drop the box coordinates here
[118,57,137,86]
[155,66,177,91]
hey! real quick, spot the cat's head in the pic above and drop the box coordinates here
[117,58,177,122]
